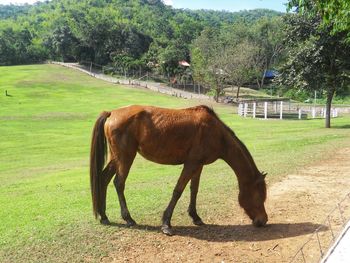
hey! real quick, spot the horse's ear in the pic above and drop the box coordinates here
[256,171,267,184]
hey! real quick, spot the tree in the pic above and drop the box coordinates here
[317,0,350,39]
[291,0,350,40]
[277,10,350,128]
[191,19,285,101]
[48,25,79,62]
[0,26,46,65]
[191,28,226,102]
[222,40,260,99]
[158,41,187,77]
[251,17,285,89]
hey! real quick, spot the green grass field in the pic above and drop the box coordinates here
[1,64,349,262]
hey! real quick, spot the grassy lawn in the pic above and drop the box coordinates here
[0,64,349,262]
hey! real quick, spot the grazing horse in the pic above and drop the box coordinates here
[90,105,268,235]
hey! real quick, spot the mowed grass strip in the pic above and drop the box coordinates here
[0,64,349,262]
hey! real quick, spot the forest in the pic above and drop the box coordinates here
[0,0,349,127]
[0,0,280,67]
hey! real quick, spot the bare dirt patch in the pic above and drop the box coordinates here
[103,148,350,263]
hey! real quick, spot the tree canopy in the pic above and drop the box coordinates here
[289,0,350,40]
[191,17,285,101]
[278,0,350,128]
[0,0,282,74]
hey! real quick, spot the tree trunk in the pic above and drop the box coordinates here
[256,79,261,89]
[213,84,220,102]
[215,89,219,102]
[236,86,241,100]
[325,86,335,128]
[255,65,267,89]
[259,69,267,89]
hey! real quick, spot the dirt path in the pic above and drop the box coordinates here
[51,62,210,101]
[102,148,350,263]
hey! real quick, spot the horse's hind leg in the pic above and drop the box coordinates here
[100,161,116,225]
[188,165,205,226]
[113,154,137,227]
[162,164,202,236]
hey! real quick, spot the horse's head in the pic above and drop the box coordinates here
[238,171,268,227]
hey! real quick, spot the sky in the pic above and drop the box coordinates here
[0,0,40,4]
[165,0,288,13]
[0,0,288,13]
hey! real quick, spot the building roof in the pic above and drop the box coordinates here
[264,70,279,78]
[179,60,190,67]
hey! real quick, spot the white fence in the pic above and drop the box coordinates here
[238,101,339,120]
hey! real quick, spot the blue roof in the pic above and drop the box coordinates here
[264,70,279,78]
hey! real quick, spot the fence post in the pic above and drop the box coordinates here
[264,102,268,119]
[244,103,248,117]
[238,103,243,116]
[280,101,283,120]
[312,107,316,119]
[253,102,256,119]
[332,108,336,118]
[298,109,302,119]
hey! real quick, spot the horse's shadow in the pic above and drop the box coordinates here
[109,222,326,242]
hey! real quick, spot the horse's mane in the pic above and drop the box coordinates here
[200,105,261,178]
[196,105,236,136]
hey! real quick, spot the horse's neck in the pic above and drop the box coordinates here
[222,132,258,185]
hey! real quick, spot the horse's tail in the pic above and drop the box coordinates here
[90,111,111,219]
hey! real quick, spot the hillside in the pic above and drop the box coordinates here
[0,0,282,66]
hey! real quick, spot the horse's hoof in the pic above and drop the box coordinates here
[161,225,174,236]
[193,219,205,226]
[126,219,137,227]
[100,218,111,225]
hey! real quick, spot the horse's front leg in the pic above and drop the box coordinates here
[161,164,202,236]
[188,166,205,226]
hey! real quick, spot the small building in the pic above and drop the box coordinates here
[178,60,190,67]
[264,69,279,80]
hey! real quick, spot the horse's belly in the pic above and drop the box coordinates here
[137,144,188,165]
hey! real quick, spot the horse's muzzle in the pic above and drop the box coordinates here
[253,216,268,227]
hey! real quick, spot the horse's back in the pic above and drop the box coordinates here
[106,104,213,129]
[105,105,223,165]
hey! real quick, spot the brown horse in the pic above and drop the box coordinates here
[90,105,267,235]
